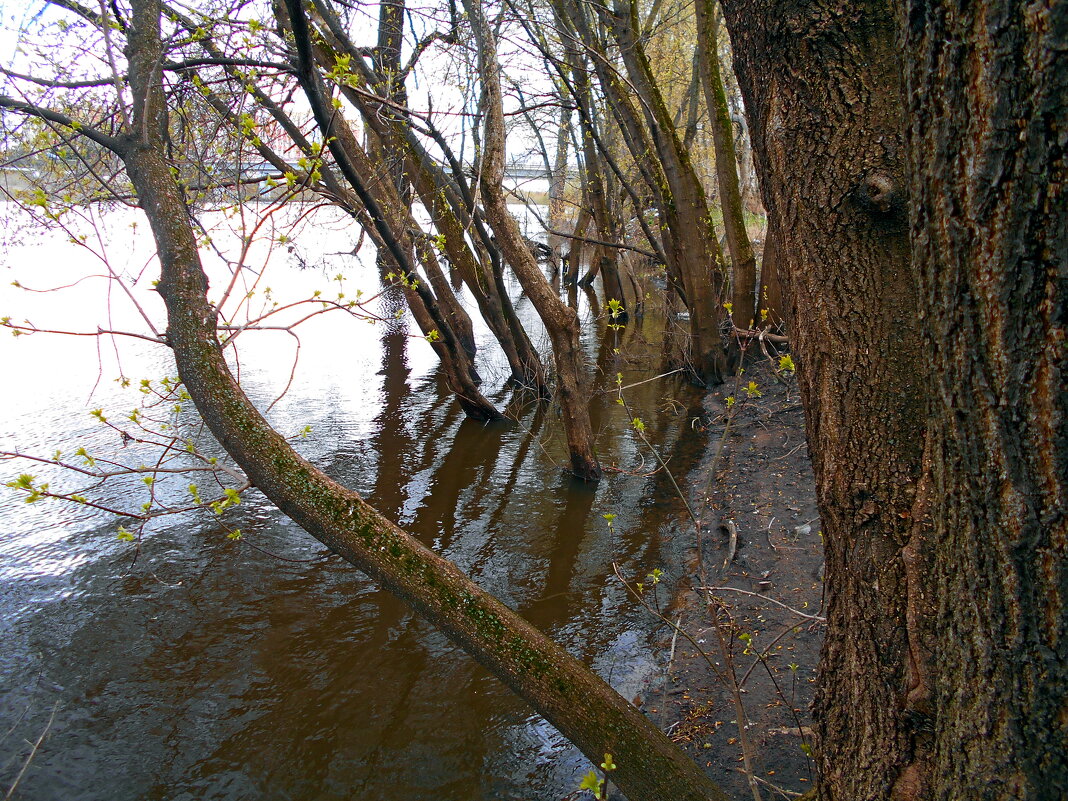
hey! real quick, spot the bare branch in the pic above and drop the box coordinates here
[0,66,116,90]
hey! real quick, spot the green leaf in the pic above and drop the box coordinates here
[600,753,617,772]
[579,771,603,795]
[7,473,35,490]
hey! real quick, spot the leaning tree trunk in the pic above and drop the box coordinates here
[718,0,934,799]
[271,0,502,422]
[902,1,1068,798]
[464,0,602,481]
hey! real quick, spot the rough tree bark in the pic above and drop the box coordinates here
[717,0,934,798]
[902,0,1068,797]
[102,2,733,799]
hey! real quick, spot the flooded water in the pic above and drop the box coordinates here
[0,204,709,800]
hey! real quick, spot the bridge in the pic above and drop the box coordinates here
[237,157,571,184]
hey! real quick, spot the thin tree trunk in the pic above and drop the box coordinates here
[464,0,602,481]
[566,203,592,285]
[568,45,625,315]
[695,0,757,330]
[548,89,571,270]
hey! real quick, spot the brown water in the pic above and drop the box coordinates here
[0,208,709,800]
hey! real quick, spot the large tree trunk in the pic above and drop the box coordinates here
[717,1,934,798]
[902,1,1068,797]
[464,0,602,480]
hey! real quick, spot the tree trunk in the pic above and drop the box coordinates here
[718,0,934,798]
[463,0,602,481]
[605,0,728,384]
[568,45,625,316]
[566,203,592,285]
[902,1,1068,797]
[695,0,757,330]
[369,0,410,216]
[759,221,785,332]
[548,92,571,271]
[107,5,734,799]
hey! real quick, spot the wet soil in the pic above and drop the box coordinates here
[638,357,825,801]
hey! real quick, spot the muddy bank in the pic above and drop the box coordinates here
[637,358,825,800]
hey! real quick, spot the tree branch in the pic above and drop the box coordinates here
[0,95,126,154]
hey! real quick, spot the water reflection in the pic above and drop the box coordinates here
[0,206,709,801]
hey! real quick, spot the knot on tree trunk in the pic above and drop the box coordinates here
[854,171,904,219]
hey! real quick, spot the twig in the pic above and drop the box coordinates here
[5,702,58,800]
[723,519,739,569]
[733,325,789,344]
[668,615,682,665]
[699,586,826,622]
[741,770,806,799]
[599,368,684,394]
[765,516,778,551]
